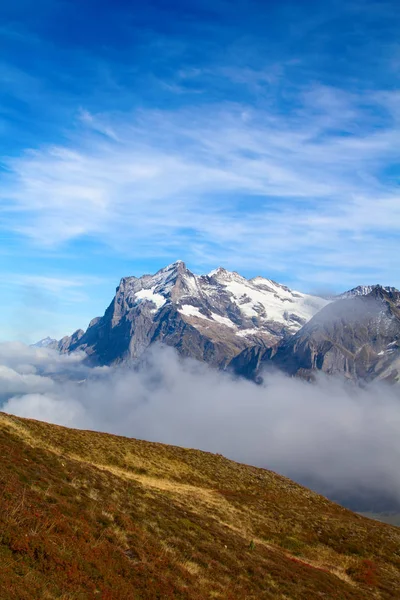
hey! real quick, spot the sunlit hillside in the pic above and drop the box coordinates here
[1,411,400,599]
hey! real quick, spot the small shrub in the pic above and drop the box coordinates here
[347,559,378,586]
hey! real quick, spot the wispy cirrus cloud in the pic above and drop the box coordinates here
[2,81,400,288]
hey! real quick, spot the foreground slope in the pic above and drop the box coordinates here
[57,261,328,367]
[1,413,400,599]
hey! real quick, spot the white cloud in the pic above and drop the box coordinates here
[2,85,400,287]
[0,341,87,373]
[0,364,54,395]
[2,342,400,510]
[6,393,85,427]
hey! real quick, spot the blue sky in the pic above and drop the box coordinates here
[1,0,400,342]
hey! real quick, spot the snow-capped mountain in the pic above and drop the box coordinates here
[232,285,400,383]
[31,337,58,349]
[57,261,329,367]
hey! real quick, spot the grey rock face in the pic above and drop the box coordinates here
[57,329,85,353]
[228,343,273,381]
[57,261,328,367]
[237,286,400,383]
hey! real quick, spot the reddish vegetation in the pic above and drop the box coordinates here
[347,559,378,587]
[1,411,400,599]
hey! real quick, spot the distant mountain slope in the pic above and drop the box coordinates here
[1,411,400,599]
[31,336,58,349]
[232,286,400,382]
[57,261,328,367]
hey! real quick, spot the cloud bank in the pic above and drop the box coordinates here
[1,341,400,511]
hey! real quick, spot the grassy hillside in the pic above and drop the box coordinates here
[1,412,400,599]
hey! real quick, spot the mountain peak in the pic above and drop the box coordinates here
[338,284,400,299]
[152,260,190,280]
[31,336,58,349]
[208,266,245,283]
[163,259,186,270]
[208,266,227,276]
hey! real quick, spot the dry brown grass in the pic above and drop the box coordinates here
[1,411,400,599]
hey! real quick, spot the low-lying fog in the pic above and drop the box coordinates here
[1,341,400,511]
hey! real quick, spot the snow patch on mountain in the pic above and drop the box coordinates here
[209,269,328,330]
[210,312,237,328]
[179,305,208,319]
[134,288,166,310]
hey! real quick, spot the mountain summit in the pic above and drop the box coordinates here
[57,261,328,367]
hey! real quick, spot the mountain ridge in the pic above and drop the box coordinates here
[232,286,400,383]
[34,263,400,382]
[52,261,328,367]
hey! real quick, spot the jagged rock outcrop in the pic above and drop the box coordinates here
[57,261,328,367]
[57,329,84,353]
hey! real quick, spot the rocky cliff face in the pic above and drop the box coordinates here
[57,261,328,367]
[233,286,400,382]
